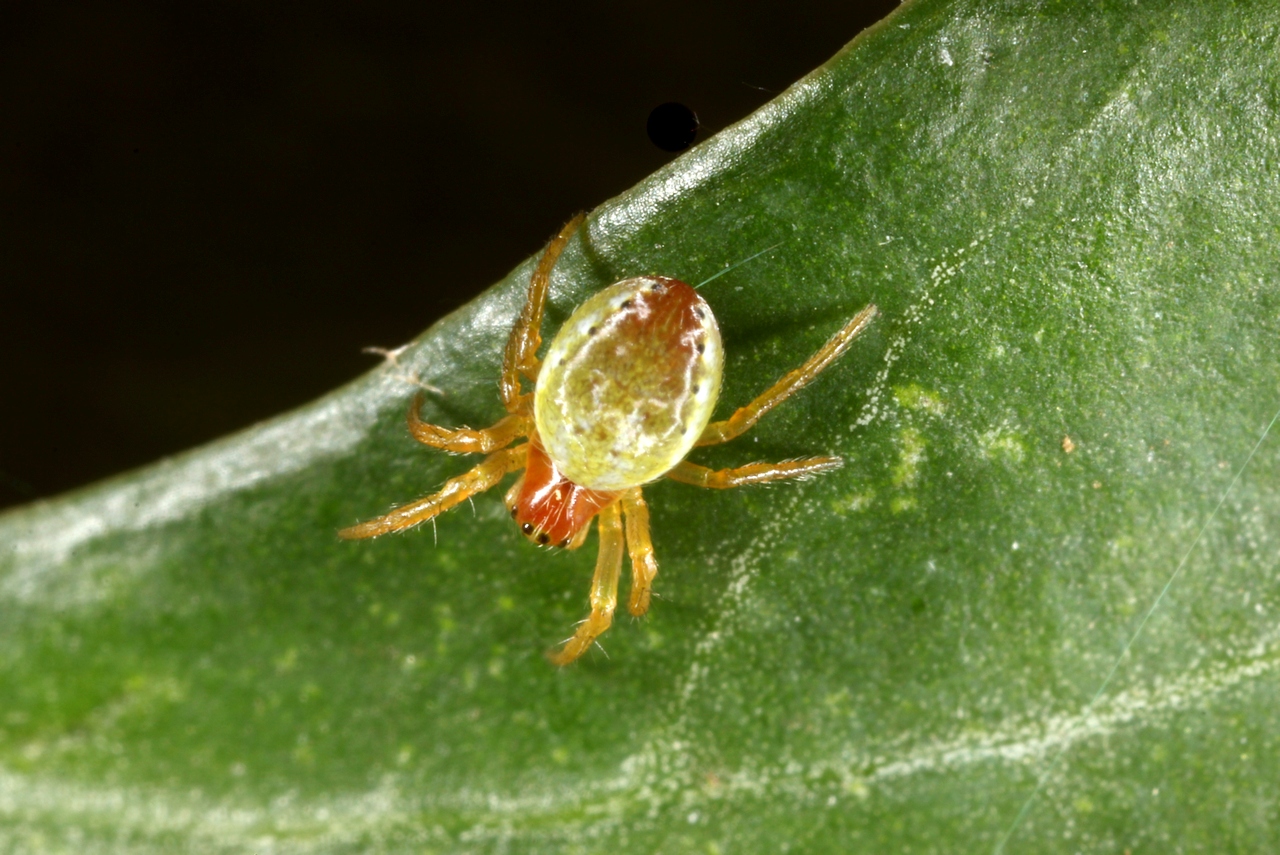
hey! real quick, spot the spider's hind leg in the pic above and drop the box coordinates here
[697,304,877,447]
[406,392,529,454]
[666,457,843,489]
[499,213,586,412]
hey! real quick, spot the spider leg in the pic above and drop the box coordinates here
[406,392,529,454]
[500,213,586,413]
[339,445,526,540]
[666,457,843,489]
[697,304,877,447]
[549,501,624,665]
[621,489,659,617]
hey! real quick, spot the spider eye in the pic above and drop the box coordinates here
[536,532,550,546]
[521,522,534,535]
[509,506,518,519]
[557,538,570,548]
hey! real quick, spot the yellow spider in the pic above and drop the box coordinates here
[341,214,877,664]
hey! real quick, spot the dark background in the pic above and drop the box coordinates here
[0,1,898,511]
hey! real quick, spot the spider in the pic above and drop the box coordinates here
[341,214,877,665]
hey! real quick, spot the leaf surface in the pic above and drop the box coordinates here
[5,1,1280,851]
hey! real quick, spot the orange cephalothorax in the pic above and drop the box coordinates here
[505,440,619,549]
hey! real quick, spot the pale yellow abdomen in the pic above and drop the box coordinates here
[534,276,723,491]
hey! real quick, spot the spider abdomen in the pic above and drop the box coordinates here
[534,276,724,491]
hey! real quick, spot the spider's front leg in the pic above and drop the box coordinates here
[549,501,623,666]
[339,445,527,540]
[622,490,659,617]
[499,213,585,412]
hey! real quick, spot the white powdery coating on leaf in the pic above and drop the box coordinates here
[2,549,1273,849]
[852,231,989,434]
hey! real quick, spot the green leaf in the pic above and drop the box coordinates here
[5,0,1280,850]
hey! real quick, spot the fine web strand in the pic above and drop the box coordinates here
[694,243,782,290]
[992,399,1280,855]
